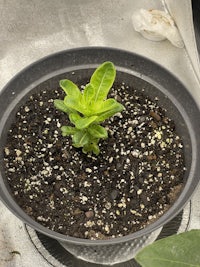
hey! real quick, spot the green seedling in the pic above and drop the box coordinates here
[54,61,124,155]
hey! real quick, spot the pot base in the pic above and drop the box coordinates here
[26,210,183,266]
[59,228,162,265]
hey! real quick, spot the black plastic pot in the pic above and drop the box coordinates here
[0,47,200,264]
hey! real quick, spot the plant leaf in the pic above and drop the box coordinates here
[54,99,75,114]
[88,124,108,139]
[83,143,100,155]
[59,79,81,98]
[75,116,98,130]
[72,131,90,147]
[92,98,122,115]
[64,96,86,114]
[83,83,95,105]
[90,61,116,102]
[135,230,200,267]
[69,113,82,125]
[55,62,125,156]
[61,126,76,136]
[96,103,124,122]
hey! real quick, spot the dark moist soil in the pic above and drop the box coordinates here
[3,82,186,240]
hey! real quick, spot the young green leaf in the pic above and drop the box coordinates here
[60,79,81,98]
[75,116,98,130]
[64,96,86,115]
[54,61,125,155]
[83,143,100,155]
[72,131,90,147]
[90,61,116,102]
[69,113,82,125]
[54,99,75,114]
[135,230,200,267]
[96,102,124,122]
[83,84,95,105]
[92,143,100,155]
[92,98,122,115]
[88,124,108,139]
[61,126,76,136]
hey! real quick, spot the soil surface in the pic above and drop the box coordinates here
[3,82,185,240]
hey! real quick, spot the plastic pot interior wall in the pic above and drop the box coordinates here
[0,47,200,263]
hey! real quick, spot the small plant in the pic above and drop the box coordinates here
[54,61,124,155]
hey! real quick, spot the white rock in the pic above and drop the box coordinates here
[132,9,184,48]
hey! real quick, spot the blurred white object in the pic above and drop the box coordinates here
[132,9,184,48]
